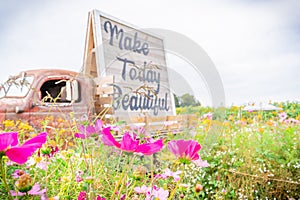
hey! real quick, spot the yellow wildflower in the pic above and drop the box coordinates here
[3,119,14,127]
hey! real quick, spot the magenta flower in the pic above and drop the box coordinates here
[0,132,47,164]
[77,191,87,200]
[168,140,210,166]
[120,194,126,200]
[10,183,46,196]
[96,195,106,200]
[101,127,163,155]
[168,140,201,162]
[75,120,103,139]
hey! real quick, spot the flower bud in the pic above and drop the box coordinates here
[132,165,147,180]
[41,147,51,155]
[195,183,203,193]
[15,174,33,193]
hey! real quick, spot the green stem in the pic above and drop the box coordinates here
[81,140,89,171]
[168,165,184,200]
[111,154,135,200]
[110,170,125,200]
[0,156,13,200]
[126,180,136,198]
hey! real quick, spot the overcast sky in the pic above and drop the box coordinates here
[0,0,299,106]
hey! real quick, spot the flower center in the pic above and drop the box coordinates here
[179,157,191,164]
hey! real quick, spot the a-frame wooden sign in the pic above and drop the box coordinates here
[82,10,175,121]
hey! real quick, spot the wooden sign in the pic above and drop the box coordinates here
[83,10,175,121]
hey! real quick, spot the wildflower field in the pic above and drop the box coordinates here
[0,102,299,200]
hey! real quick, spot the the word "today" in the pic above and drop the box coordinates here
[117,57,160,94]
[104,20,150,56]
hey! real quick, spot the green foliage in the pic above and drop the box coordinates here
[0,101,299,199]
[175,93,201,107]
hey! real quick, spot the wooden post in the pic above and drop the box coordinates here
[83,11,97,78]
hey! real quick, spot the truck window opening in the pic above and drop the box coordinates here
[40,80,69,103]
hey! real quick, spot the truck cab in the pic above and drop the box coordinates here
[0,69,94,129]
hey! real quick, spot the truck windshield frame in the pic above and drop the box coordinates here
[0,75,34,98]
[39,78,81,104]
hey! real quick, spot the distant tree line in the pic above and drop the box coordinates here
[174,93,201,107]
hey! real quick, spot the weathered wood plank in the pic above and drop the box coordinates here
[96,86,114,95]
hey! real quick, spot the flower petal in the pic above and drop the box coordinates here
[75,133,87,139]
[23,132,47,148]
[0,132,18,151]
[29,184,47,195]
[6,146,38,164]
[168,140,188,158]
[185,141,201,160]
[95,119,103,132]
[86,126,96,135]
[11,184,47,196]
[120,132,139,152]
[193,159,210,168]
[78,124,86,133]
[168,140,201,161]
[136,139,163,155]
[10,189,25,196]
[101,127,121,148]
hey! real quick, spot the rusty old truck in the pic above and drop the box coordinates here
[0,69,114,129]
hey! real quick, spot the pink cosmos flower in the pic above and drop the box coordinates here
[168,139,201,162]
[75,120,103,139]
[152,188,169,200]
[101,127,163,155]
[120,194,126,200]
[96,195,106,200]
[0,132,47,164]
[145,186,169,200]
[77,191,87,200]
[168,140,209,166]
[285,118,299,124]
[27,157,49,171]
[104,124,120,132]
[168,140,209,167]
[10,183,46,196]
[12,169,26,179]
[76,176,83,183]
[160,168,182,182]
[76,170,83,183]
[134,185,150,194]
[278,112,288,122]
[193,158,210,168]
[203,112,213,120]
